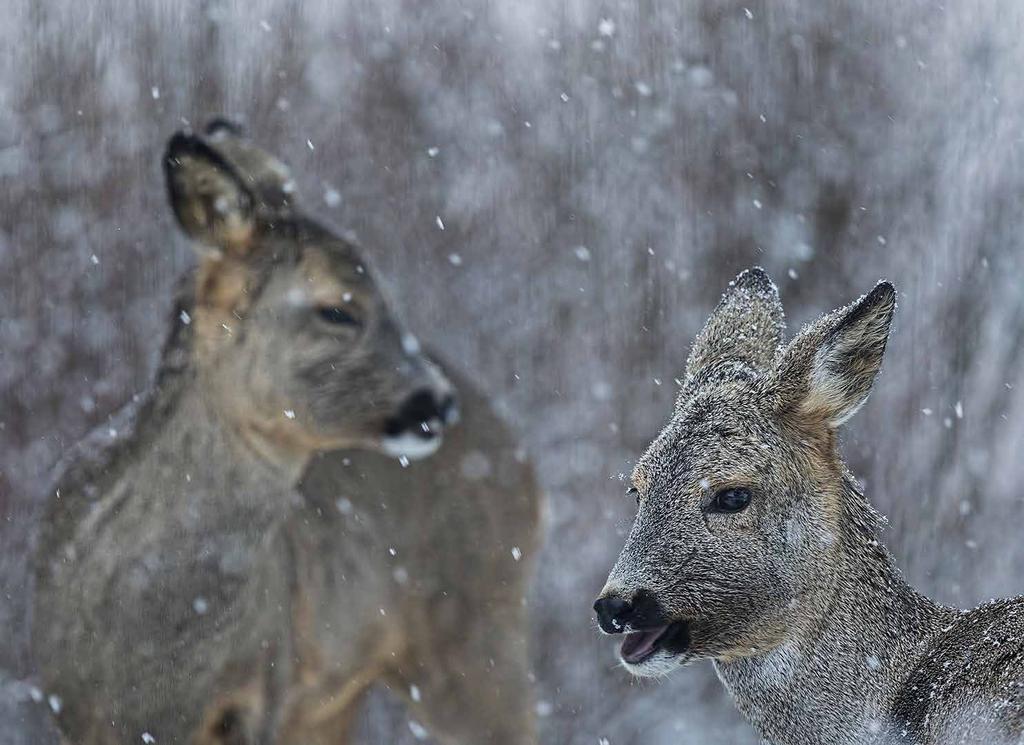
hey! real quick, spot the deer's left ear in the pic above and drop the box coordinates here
[164,131,255,256]
[685,267,785,386]
[776,281,896,428]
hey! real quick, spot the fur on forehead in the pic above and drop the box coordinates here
[193,248,284,316]
[646,378,770,478]
[193,221,366,314]
[682,267,785,400]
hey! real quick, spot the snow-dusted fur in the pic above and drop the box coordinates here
[597,268,1024,745]
[30,123,540,744]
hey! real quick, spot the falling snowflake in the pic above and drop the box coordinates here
[408,720,430,740]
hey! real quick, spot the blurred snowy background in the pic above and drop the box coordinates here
[3,0,1024,742]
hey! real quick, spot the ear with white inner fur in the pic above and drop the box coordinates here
[776,281,896,428]
[163,131,255,256]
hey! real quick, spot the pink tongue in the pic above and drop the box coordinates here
[620,625,669,664]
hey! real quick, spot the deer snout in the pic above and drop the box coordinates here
[385,388,458,437]
[594,588,667,634]
[594,595,633,634]
[379,380,458,461]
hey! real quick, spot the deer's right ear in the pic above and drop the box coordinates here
[776,281,896,428]
[164,132,255,256]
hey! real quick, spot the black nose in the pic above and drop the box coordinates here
[384,389,458,438]
[594,595,632,634]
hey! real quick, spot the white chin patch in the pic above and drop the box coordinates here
[621,650,685,678]
[380,432,443,460]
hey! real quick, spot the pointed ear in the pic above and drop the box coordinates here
[163,131,255,256]
[776,281,896,428]
[685,267,785,385]
[204,117,246,138]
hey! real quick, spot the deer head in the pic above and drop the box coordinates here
[164,120,456,469]
[595,268,896,676]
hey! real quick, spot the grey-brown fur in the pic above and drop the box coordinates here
[291,372,540,745]
[31,123,540,744]
[596,268,1024,745]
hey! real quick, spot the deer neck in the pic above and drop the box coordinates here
[114,299,307,528]
[134,383,301,526]
[197,384,315,487]
[714,492,956,745]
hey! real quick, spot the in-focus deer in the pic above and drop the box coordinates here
[31,121,540,745]
[594,268,1024,745]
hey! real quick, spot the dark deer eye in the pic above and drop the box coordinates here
[316,306,360,327]
[709,487,752,514]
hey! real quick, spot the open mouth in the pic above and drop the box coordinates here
[620,621,690,665]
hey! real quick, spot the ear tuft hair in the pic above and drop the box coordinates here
[733,266,777,295]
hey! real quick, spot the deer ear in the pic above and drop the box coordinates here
[685,267,785,386]
[777,281,896,428]
[204,117,246,138]
[164,131,255,256]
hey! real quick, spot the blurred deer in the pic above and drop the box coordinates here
[594,268,1024,744]
[32,121,539,745]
